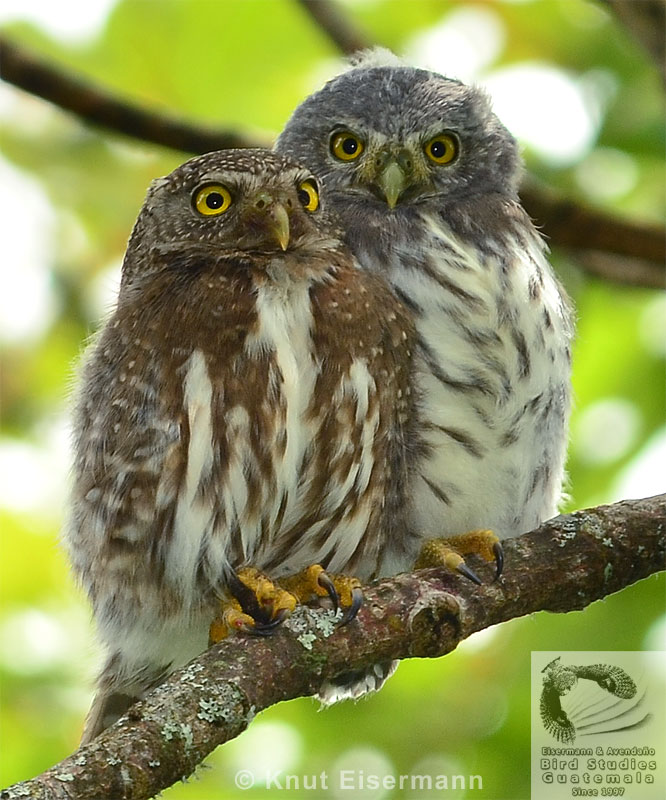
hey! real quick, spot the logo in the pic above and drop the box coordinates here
[539,656,644,744]
[531,651,665,799]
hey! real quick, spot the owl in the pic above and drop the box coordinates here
[540,657,637,743]
[277,49,573,578]
[65,148,417,741]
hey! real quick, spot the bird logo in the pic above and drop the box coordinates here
[540,657,642,743]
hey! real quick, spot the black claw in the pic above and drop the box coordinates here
[317,571,340,613]
[493,541,504,581]
[227,570,263,619]
[245,624,277,637]
[338,587,363,627]
[246,607,291,636]
[456,562,482,585]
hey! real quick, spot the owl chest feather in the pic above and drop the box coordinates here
[74,261,413,616]
[168,273,408,592]
[357,209,573,541]
[159,283,313,598]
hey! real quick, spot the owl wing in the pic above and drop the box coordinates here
[66,310,196,604]
[540,679,576,743]
[68,320,195,742]
[573,664,637,698]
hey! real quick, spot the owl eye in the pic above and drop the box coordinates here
[193,184,232,216]
[425,133,458,165]
[297,179,319,213]
[330,131,364,161]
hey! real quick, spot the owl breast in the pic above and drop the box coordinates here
[164,280,319,600]
[351,206,573,544]
[153,264,413,610]
[68,254,414,647]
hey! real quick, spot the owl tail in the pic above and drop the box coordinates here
[80,690,140,744]
[80,653,169,744]
[316,660,398,705]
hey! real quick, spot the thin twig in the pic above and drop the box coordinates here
[2,494,665,800]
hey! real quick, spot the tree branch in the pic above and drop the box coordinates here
[573,250,664,288]
[519,183,665,288]
[294,0,372,54]
[2,494,665,800]
[0,32,663,289]
[600,0,666,83]
[0,36,251,153]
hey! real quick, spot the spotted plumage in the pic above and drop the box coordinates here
[66,148,416,741]
[277,49,573,555]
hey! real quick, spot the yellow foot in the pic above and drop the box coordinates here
[209,567,297,644]
[279,564,363,626]
[415,529,503,584]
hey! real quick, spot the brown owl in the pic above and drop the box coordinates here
[65,149,417,742]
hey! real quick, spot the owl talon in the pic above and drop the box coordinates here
[209,606,257,644]
[226,570,264,620]
[338,586,363,626]
[279,564,362,624]
[456,562,482,585]
[246,608,291,636]
[261,606,292,629]
[317,571,340,612]
[493,541,504,580]
[416,529,501,584]
[210,566,297,643]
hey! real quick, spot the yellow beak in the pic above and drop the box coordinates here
[269,203,290,251]
[377,161,407,209]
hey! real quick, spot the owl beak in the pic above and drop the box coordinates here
[244,193,291,252]
[376,161,407,210]
[268,203,290,251]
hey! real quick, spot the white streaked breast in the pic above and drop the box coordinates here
[249,280,319,532]
[167,349,217,597]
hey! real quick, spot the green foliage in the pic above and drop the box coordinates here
[1,1,663,798]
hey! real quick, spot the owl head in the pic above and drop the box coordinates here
[120,149,340,288]
[276,49,521,217]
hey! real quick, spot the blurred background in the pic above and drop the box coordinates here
[0,1,664,798]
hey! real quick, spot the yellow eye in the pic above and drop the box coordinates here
[425,133,458,165]
[297,179,319,212]
[193,184,232,216]
[330,131,364,161]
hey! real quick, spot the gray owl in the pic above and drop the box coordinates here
[277,49,573,581]
[66,148,417,741]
